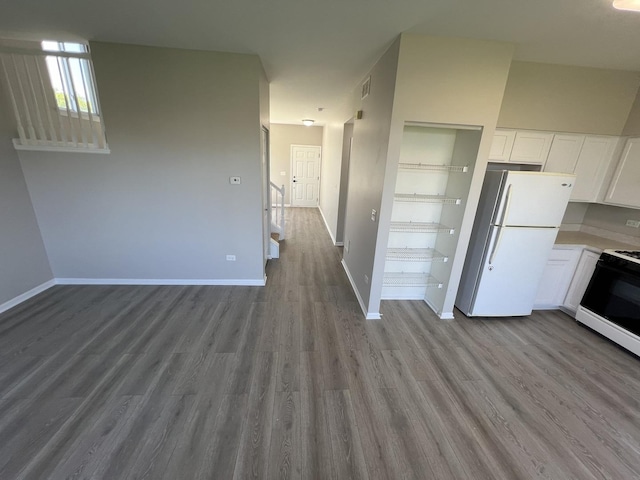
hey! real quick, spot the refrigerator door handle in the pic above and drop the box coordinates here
[498,184,513,227]
[489,226,504,265]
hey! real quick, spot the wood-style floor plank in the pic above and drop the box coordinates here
[1,207,640,479]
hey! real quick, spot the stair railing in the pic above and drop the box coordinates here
[270,182,285,240]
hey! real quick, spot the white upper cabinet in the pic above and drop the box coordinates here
[544,134,585,174]
[571,136,619,202]
[605,137,640,208]
[489,129,553,165]
[509,131,554,164]
[488,129,516,161]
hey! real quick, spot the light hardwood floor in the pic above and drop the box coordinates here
[1,207,640,479]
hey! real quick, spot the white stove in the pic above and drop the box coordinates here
[576,249,640,358]
[605,249,640,264]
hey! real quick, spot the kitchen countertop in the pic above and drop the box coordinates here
[555,231,639,252]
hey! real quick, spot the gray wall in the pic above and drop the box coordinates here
[583,204,640,240]
[18,42,266,282]
[622,88,640,136]
[318,122,344,243]
[342,38,401,314]
[498,61,640,135]
[0,94,53,305]
[270,124,323,205]
[335,121,354,244]
[374,34,514,318]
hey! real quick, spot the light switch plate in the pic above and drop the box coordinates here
[371,209,377,222]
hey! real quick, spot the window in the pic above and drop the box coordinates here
[0,39,109,153]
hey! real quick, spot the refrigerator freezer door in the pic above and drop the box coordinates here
[493,172,575,227]
[469,226,559,316]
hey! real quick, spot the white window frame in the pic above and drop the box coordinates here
[0,39,109,154]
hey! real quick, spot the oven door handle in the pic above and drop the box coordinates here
[595,261,640,279]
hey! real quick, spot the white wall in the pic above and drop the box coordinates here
[18,42,266,283]
[318,122,344,243]
[0,93,53,307]
[269,124,323,205]
[498,61,640,135]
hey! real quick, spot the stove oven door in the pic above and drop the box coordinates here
[581,255,640,336]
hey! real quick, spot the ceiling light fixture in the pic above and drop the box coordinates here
[302,119,314,126]
[613,0,640,11]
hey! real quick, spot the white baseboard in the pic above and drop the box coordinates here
[55,278,267,286]
[0,276,269,315]
[0,279,56,315]
[318,207,339,246]
[340,259,381,320]
[335,242,344,247]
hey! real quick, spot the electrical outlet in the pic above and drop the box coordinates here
[226,255,236,261]
[345,240,350,253]
[229,176,241,185]
[626,219,640,228]
[371,209,377,222]
[364,274,369,285]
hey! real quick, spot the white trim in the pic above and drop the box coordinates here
[13,139,110,154]
[318,206,338,245]
[0,276,272,315]
[0,279,55,314]
[424,296,455,320]
[335,242,344,247]
[341,259,381,320]
[55,278,267,286]
[576,306,640,357]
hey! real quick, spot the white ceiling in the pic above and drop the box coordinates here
[2,0,640,125]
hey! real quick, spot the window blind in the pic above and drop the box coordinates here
[0,39,109,153]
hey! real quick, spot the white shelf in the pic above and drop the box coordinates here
[386,248,448,262]
[398,162,468,173]
[394,193,461,204]
[389,222,454,234]
[383,272,443,288]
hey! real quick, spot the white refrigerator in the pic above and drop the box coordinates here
[456,170,575,317]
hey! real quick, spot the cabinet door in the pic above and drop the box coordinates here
[563,250,600,314]
[533,248,580,309]
[571,136,619,202]
[544,134,584,173]
[605,137,640,208]
[489,129,516,162]
[510,131,554,164]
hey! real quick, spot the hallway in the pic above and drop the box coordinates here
[1,207,640,479]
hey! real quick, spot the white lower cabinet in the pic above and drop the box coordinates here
[533,247,581,309]
[562,249,600,314]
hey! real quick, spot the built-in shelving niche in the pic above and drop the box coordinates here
[382,123,481,317]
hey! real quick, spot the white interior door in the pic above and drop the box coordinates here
[291,145,321,207]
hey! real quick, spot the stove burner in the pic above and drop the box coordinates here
[614,250,640,259]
